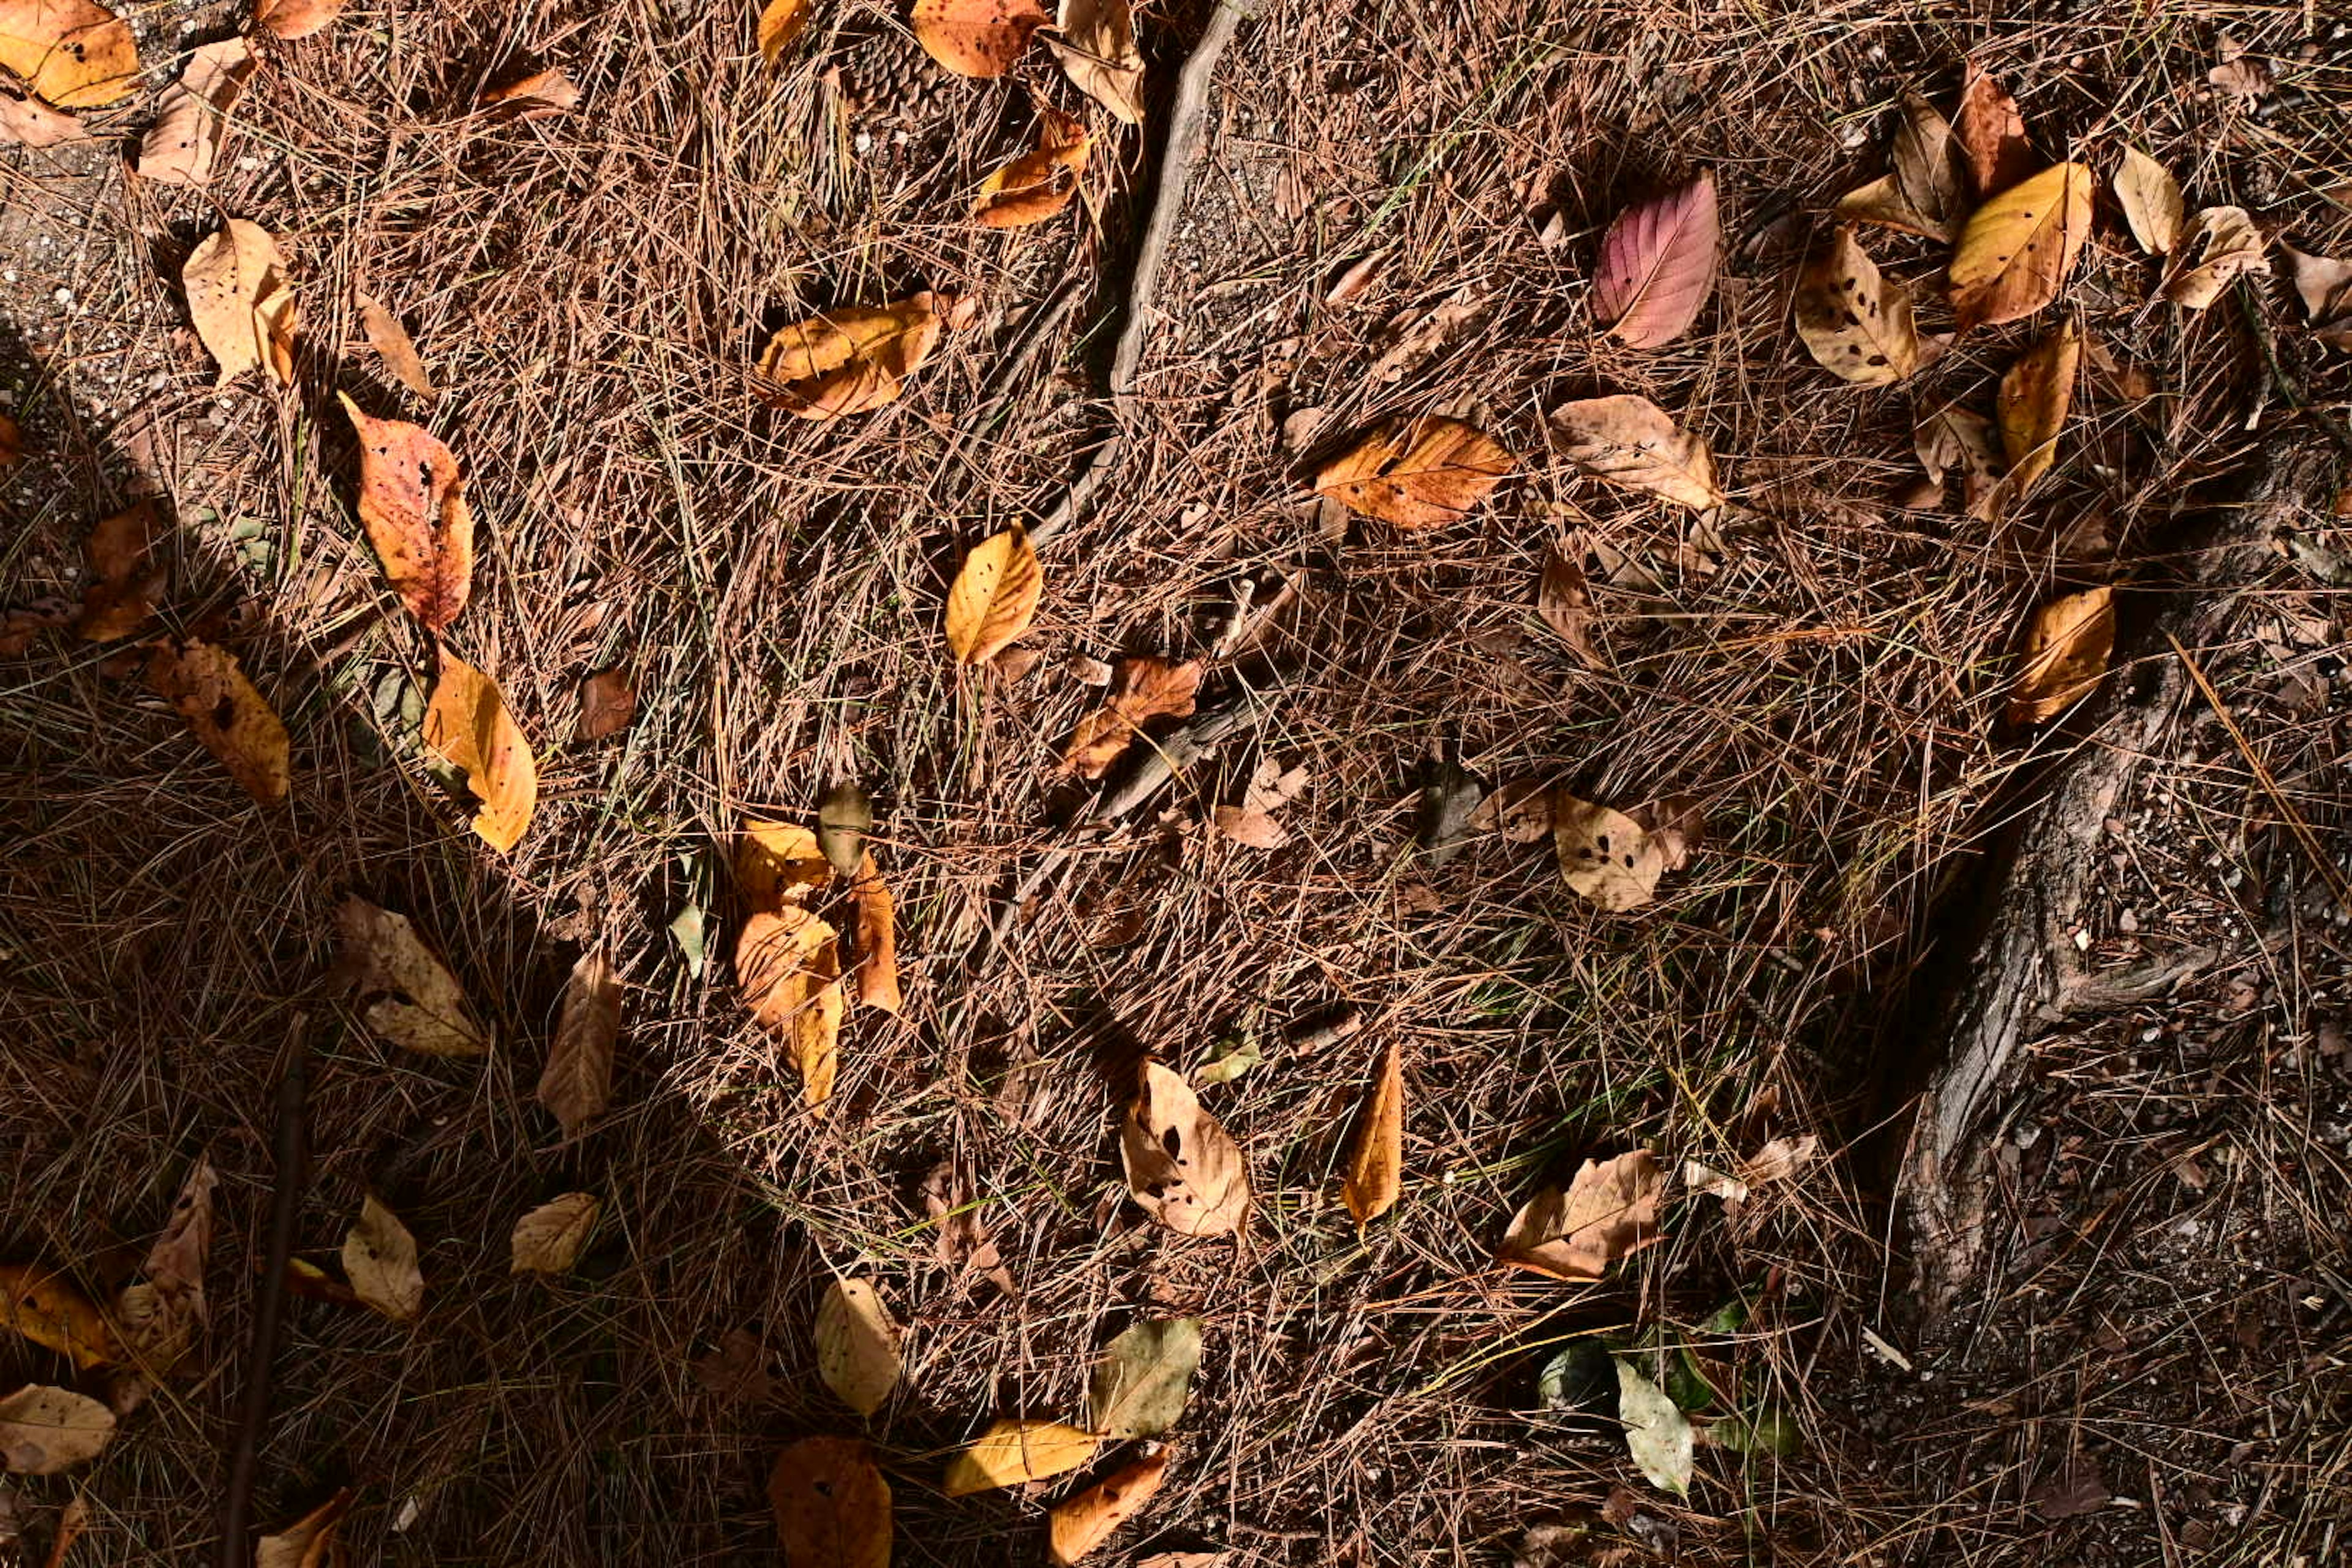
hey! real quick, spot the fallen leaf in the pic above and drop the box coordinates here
[280,1258,360,1306]
[75,500,165,642]
[112,1155,217,1377]
[755,0,810,66]
[974,103,1089,228]
[1314,415,1513,528]
[342,1195,423,1323]
[0,1270,115,1370]
[0,91,88,147]
[1121,1061,1251,1236]
[1242,756,1309,815]
[2005,585,2113,725]
[1628,793,1705,872]
[146,639,292,806]
[254,1490,353,1568]
[576,668,634,741]
[42,1494,88,1567]
[2207,54,2271,102]
[356,293,435,399]
[253,0,349,40]
[0,1389,111,1476]
[1739,1134,1820,1187]
[1616,1359,1694,1498]
[1136,1555,1229,1568]
[1553,793,1667,911]
[136,37,254,186]
[738,819,833,908]
[1954,62,2032,197]
[1419,759,1483,865]
[735,905,843,1106]
[2159,205,2267,311]
[2028,1457,2112,1520]
[333,894,490,1058]
[1049,1451,1170,1566]
[1498,1149,1665,1281]
[482,68,579,119]
[1549,395,1723,510]
[815,1278,902,1417]
[2113,147,2184,256]
[338,393,474,631]
[510,1193,599,1275]
[183,219,297,386]
[2281,243,2352,345]
[921,1161,1019,1296]
[913,0,1049,77]
[944,527,1043,665]
[1914,404,2002,513]
[1063,656,1202,777]
[816,780,873,878]
[850,852,902,1014]
[694,1327,775,1404]
[1212,805,1286,848]
[1537,547,1604,666]
[770,1438,891,1568]
[424,650,537,852]
[1194,1035,1260,1085]
[539,949,617,1136]
[1047,0,1142,124]
[1793,225,1920,385]
[1088,1316,1200,1439]
[1949,162,2092,331]
[942,1419,1100,1496]
[0,0,136,108]
[1368,291,1486,384]
[1342,1039,1404,1224]
[1468,775,1555,845]
[0,597,73,656]
[1991,318,2079,512]
[1836,88,1966,241]
[756,293,943,420]
[1593,171,1718,349]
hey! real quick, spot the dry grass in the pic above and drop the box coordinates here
[1,0,2348,1562]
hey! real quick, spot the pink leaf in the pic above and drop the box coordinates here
[1593,170,1719,350]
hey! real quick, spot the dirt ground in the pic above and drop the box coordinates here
[2,0,2348,1564]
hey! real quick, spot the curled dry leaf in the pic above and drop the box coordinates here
[1915,404,2002,514]
[1630,793,1706,873]
[756,293,943,420]
[146,638,292,806]
[2006,585,2114,725]
[1537,546,1604,668]
[2159,206,2268,311]
[1063,656,1201,778]
[339,393,474,631]
[511,1193,599,1275]
[482,69,580,119]
[942,1419,1100,1496]
[922,1161,1019,1297]
[739,819,832,908]
[183,219,296,387]
[76,500,165,642]
[756,0,812,66]
[0,91,89,148]
[136,37,254,187]
[1049,1451,1170,1567]
[253,0,350,40]
[815,1278,902,1417]
[1954,62,2032,198]
[2113,147,2184,256]
[1342,1038,1404,1224]
[2280,243,2352,347]
[1593,170,1719,349]
[735,905,843,1106]
[1470,775,1555,844]
[1553,792,1667,911]
[0,1387,112,1476]
[1793,226,1920,385]
[913,0,1049,77]
[576,668,634,741]
[357,293,435,400]
[974,104,1089,229]
[851,852,902,1014]
[1314,415,1513,529]
[1992,320,2079,508]
[254,1490,354,1568]
[0,1267,116,1370]
[1949,162,2092,331]
[0,0,137,108]
[113,1155,219,1378]
[424,649,538,853]
[1836,88,1966,242]
[944,527,1043,665]
[334,895,488,1057]
[539,948,618,1136]
[770,1438,891,1568]
[1740,1133,1820,1187]
[1088,1316,1200,1439]
[1616,1359,1694,1498]
[1549,395,1722,510]
[342,1195,423,1323]
[1121,1061,1251,1236]
[1047,0,1142,124]
[1498,1149,1665,1281]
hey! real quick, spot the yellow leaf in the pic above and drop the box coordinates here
[538,947,619,1136]
[941,1418,1100,1496]
[974,103,1090,228]
[333,894,491,1058]
[1552,792,1666,911]
[769,1437,891,1568]
[1793,226,1920,385]
[252,0,349,40]
[1061,656,1201,778]
[338,393,474,631]
[755,294,942,420]
[1548,395,1722,510]
[1048,1451,1170,1566]
[135,37,254,187]
[944,527,1044,665]
[737,819,833,910]
[851,853,902,1014]
[342,1195,423,1323]
[0,1385,113,1475]
[183,219,297,387]
[1342,1038,1404,1224]
[356,293,435,400]
[1991,320,2079,511]
[1498,1149,1665,1281]
[1949,162,2092,331]
[1046,0,1142,123]
[146,638,292,806]
[1314,415,1514,528]
[2159,205,2269,311]
[0,1267,116,1370]
[735,906,843,1106]
[1121,1061,1251,1236]
[2005,585,2113,725]
[2113,146,2184,255]
[756,0,811,65]
[510,1193,600,1276]
[255,1489,353,1568]
[0,0,137,108]
[424,648,538,853]
[814,1278,902,1416]
[913,0,1049,77]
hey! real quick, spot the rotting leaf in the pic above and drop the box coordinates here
[0,91,89,148]
[76,500,165,642]
[0,1388,112,1476]
[1419,760,1483,865]
[576,668,634,741]
[254,1490,353,1568]
[1121,1061,1251,1236]
[342,1195,423,1323]
[0,0,137,108]
[2005,585,2114,725]
[921,1161,1019,1297]
[183,219,296,387]
[1915,404,2002,514]
[538,948,617,1136]
[1498,1150,1665,1281]
[1314,415,1513,529]
[1088,1316,1200,1439]
[1537,546,1604,668]
[481,68,579,119]
[0,1268,115,1370]
[769,1437,891,1568]
[694,1327,774,1405]
[113,1155,218,1379]
[944,527,1043,665]
[1548,395,1722,510]
[357,293,435,400]
[756,0,811,66]
[851,851,902,1014]
[1949,162,2092,331]
[1593,170,1719,349]
[146,638,292,806]
[941,1419,1100,1496]
[815,1278,903,1417]
[913,0,1049,77]
[1342,1039,1404,1224]
[424,649,538,852]
[2113,148,2184,256]
[2159,206,2267,311]
[1836,88,1966,242]
[510,1193,599,1276]
[735,905,843,1106]
[333,894,491,1058]
[136,37,254,187]
[1063,656,1201,778]
[1469,774,1554,844]
[1793,225,1920,386]
[1954,62,2032,198]
[1616,1359,1694,1498]
[1047,0,1142,124]
[756,293,943,420]
[974,103,1089,229]
[339,393,474,631]
[1049,1451,1170,1567]
[1991,320,2079,512]
[253,0,350,40]
[1553,792,1667,911]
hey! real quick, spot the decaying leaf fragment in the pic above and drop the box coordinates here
[75,500,165,642]
[2113,147,2184,256]
[1593,171,1719,349]
[974,104,1089,228]
[1954,62,2032,198]
[913,0,1049,77]
[0,91,89,147]
[1341,1039,1404,1224]
[183,219,296,386]
[756,293,943,420]
[539,948,618,1136]
[576,668,634,741]
[511,1193,599,1275]
[1836,88,1967,241]
[1549,395,1722,510]
[342,1195,423,1323]
[357,293,435,400]
[922,1161,1020,1297]
[2159,206,2267,311]
[1314,415,1513,528]
[333,894,491,1059]
[1212,756,1309,849]
[1536,545,1604,667]
[1552,793,1667,911]
[1063,656,1202,778]
[736,905,843,1106]
[1793,226,1920,385]
[815,1278,902,1417]
[253,0,350,40]
[424,649,538,853]
[1047,0,1142,123]
[112,1154,219,1379]
[254,1489,354,1568]
[0,1386,113,1475]
[2005,585,2114,725]
[1049,1450,1170,1566]
[944,527,1043,665]
[1121,1061,1251,1235]
[0,1267,116,1369]
[942,1419,1100,1496]
[771,1438,891,1568]
[1992,320,2079,508]
[339,394,473,630]
[0,0,138,108]
[147,638,292,805]
[1088,1316,1200,1439]
[1915,404,2002,514]
[1949,162,2092,331]
[1498,1149,1665,1281]
[756,0,812,65]
[137,37,255,187]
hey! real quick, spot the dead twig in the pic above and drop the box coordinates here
[218,1017,310,1568]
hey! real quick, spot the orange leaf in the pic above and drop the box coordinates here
[1062,655,1201,778]
[147,638,292,805]
[255,1488,353,1568]
[75,500,165,642]
[339,393,475,631]
[482,68,579,119]
[1955,62,2032,198]
[252,0,350,40]
[755,294,942,420]
[183,219,297,387]
[1341,1038,1404,1224]
[974,104,1089,228]
[1048,1452,1171,1566]
[1948,163,2092,331]
[1593,171,1718,349]
[851,852,902,1014]
[770,1438,891,1568]
[0,0,138,108]
[943,527,1043,665]
[736,907,843,1106]
[2005,586,2113,725]
[1497,1150,1664,1281]
[356,293,435,399]
[913,0,1049,77]
[757,0,812,66]
[1314,415,1513,528]
[737,820,833,910]
[0,1267,118,1370]
[423,649,538,852]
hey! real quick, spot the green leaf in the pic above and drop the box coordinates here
[816,780,873,878]
[1615,1357,1693,1498]
[1710,1399,1801,1457]
[1665,1345,1716,1412]
[1087,1317,1202,1439]
[1194,1035,1261,1086]
[1536,1337,1612,1412]
[669,903,706,979]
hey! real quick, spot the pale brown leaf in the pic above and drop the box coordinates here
[576,668,634,741]
[333,894,489,1057]
[1498,1150,1664,1280]
[1955,62,2032,197]
[356,293,435,399]
[113,1155,218,1377]
[1553,792,1667,911]
[1914,404,2002,513]
[0,92,89,148]
[921,1162,1018,1296]
[1834,88,1967,242]
[0,1388,112,1476]
[135,38,253,187]
[815,1278,902,1417]
[538,948,617,1136]
[2113,147,2184,256]
[182,219,296,386]
[254,1490,353,1568]
[1537,546,1604,668]
[342,1195,423,1323]
[1793,225,1920,385]
[2158,206,2268,311]
[482,68,579,119]
[1121,1061,1251,1235]
[253,0,350,40]
[1548,395,1722,510]
[1047,0,1142,123]
[510,1193,599,1275]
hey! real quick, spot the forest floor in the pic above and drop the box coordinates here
[2,0,2349,1565]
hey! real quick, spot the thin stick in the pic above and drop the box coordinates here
[219,1019,311,1568]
